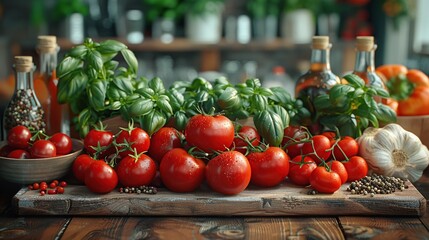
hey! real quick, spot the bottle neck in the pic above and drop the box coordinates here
[14,66,36,91]
[38,47,59,76]
[310,46,331,71]
[354,48,375,73]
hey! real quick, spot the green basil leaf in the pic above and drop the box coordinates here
[121,49,138,74]
[368,113,379,128]
[191,77,212,90]
[58,70,88,103]
[148,77,166,94]
[104,60,119,71]
[112,76,134,94]
[107,84,127,101]
[86,50,103,72]
[253,110,284,147]
[67,45,87,59]
[245,78,262,88]
[343,74,365,88]
[88,80,107,111]
[329,84,355,100]
[173,111,188,131]
[97,39,127,53]
[257,87,274,96]
[269,87,292,105]
[218,87,241,111]
[128,98,154,117]
[269,105,289,128]
[251,94,268,111]
[156,97,173,115]
[57,57,83,79]
[351,88,365,98]
[109,101,122,110]
[313,94,331,111]
[195,91,209,103]
[136,88,155,98]
[166,88,185,110]
[374,87,390,98]
[139,110,166,135]
[374,103,397,123]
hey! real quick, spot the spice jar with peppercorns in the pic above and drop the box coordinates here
[2,56,46,139]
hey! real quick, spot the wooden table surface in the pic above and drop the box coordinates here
[2,168,429,240]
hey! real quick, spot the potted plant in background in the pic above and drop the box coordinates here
[53,0,88,44]
[281,0,319,44]
[142,0,184,43]
[182,0,225,43]
[247,0,281,42]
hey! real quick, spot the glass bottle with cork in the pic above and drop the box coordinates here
[351,36,386,96]
[295,36,341,128]
[2,56,46,139]
[36,35,70,135]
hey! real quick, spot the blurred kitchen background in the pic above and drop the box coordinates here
[0,0,428,85]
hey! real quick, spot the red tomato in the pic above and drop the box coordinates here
[321,131,337,146]
[332,136,359,161]
[302,135,332,164]
[116,153,156,187]
[30,140,56,158]
[83,128,114,157]
[160,148,206,192]
[327,160,348,184]
[206,151,251,195]
[343,156,368,182]
[148,127,183,163]
[116,127,150,158]
[281,125,308,158]
[72,154,95,183]
[310,166,342,194]
[7,125,32,149]
[288,155,317,186]
[185,114,235,153]
[49,133,73,155]
[7,149,30,159]
[84,160,118,194]
[232,125,261,154]
[247,147,289,187]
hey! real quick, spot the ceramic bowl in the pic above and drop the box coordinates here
[0,139,83,184]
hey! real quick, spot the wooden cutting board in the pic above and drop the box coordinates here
[12,181,426,216]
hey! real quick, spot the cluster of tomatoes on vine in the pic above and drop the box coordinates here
[73,112,368,195]
[0,125,73,159]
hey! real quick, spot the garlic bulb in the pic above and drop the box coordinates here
[357,123,429,182]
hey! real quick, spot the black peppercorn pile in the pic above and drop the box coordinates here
[346,174,408,197]
[119,186,158,194]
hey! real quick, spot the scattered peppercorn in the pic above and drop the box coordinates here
[119,185,158,195]
[346,173,408,197]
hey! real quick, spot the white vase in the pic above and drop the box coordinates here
[281,9,315,44]
[185,2,223,43]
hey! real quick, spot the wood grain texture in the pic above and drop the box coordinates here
[61,217,344,239]
[339,216,429,239]
[13,181,426,217]
[0,217,70,239]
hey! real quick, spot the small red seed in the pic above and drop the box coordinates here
[56,186,65,194]
[28,185,33,190]
[33,183,40,190]
[52,180,59,185]
[40,185,47,191]
[60,181,67,187]
[47,189,56,195]
[40,190,45,196]
[49,182,57,189]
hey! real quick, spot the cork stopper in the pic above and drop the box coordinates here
[37,35,58,53]
[356,36,374,51]
[14,56,34,72]
[312,36,330,49]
